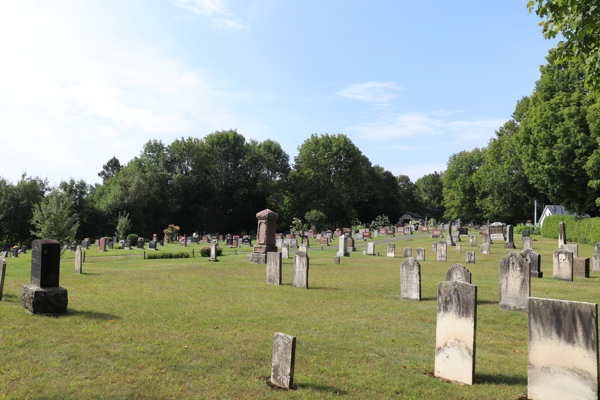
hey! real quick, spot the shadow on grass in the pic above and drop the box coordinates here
[419,297,436,302]
[67,309,122,320]
[1,293,18,302]
[295,382,348,395]
[477,299,498,305]
[476,373,527,386]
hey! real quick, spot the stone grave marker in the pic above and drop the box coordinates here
[81,240,88,250]
[574,257,590,278]
[249,209,278,264]
[275,238,283,248]
[436,241,447,262]
[180,237,187,247]
[21,239,68,315]
[456,243,461,253]
[209,242,219,262]
[149,240,157,250]
[137,240,145,249]
[432,229,443,238]
[445,263,472,283]
[499,251,530,312]
[558,221,567,247]
[435,280,477,385]
[469,235,477,247]
[292,251,309,289]
[387,243,395,258]
[432,242,437,253]
[270,332,296,390]
[415,247,425,261]
[267,252,282,285]
[0,259,6,301]
[363,232,372,240]
[522,229,530,238]
[528,297,598,400]
[523,237,533,251]
[281,244,289,259]
[593,253,600,273]
[348,238,356,252]
[465,251,475,264]
[480,243,490,254]
[560,243,579,257]
[400,258,421,301]
[298,244,307,253]
[363,242,377,256]
[553,249,574,281]
[504,225,516,249]
[356,233,364,241]
[403,247,412,258]
[75,245,83,274]
[337,235,349,257]
[522,249,543,278]
[98,237,107,252]
[11,248,18,258]
[596,242,600,254]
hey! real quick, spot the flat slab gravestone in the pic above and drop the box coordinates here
[560,243,579,257]
[523,237,533,251]
[553,249,574,282]
[522,249,543,278]
[469,235,477,247]
[574,257,590,278]
[415,247,425,261]
[266,252,282,285]
[0,259,6,301]
[403,247,412,258]
[436,241,447,262]
[292,251,309,289]
[435,280,477,385]
[400,258,421,301]
[271,332,296,390]
[480,243,490,254]
[387,243,396,258]
[465,251,475,264]
[528,297,598,400]
[75,245,83,274]
[445,263,472,283]
[499,251,530,312]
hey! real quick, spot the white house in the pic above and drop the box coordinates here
[537,205,591,227]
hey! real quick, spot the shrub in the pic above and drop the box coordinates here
[540,215,600,245]
[146,251,189,259]
[113,244,121,250]
[127,234,139,246]
[200,247,223,257]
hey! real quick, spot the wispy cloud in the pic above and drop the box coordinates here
[336,81,403,103]
[174,0,248,30]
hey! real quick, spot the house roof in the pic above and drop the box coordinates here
[401,211,425,219]
[538,205,590,224]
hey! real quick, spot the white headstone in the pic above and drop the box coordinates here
[553,249,574,282]
[267,252,282,285]
[292,251,309,289]
[415,248,425,261]
[400,258,420,301]
[271,332,296,389]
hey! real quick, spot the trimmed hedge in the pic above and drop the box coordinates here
[541,215,600,245]
[146,251,189,259]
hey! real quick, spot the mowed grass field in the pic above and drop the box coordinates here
[1,233,599,399]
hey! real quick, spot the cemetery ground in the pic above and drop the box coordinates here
[1,234,599,399]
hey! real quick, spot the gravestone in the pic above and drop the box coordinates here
[95,239,100,247]
[499,251,530,312]
[465,251,475,264]
[298,244,307,253]
[387,243,396,258]
[483,233,492,245]
[523,237,533,251]
[99,237,107,252]
[363,232,372,239]
[348,238,356,252]
[522,229,530,238]
[292,251,309,289]
[356,233,364,241]
[445,263,472,283]
[0,259,6,301]
[81,240,88,250]
[432,242,437,253]
[435,280,477,385]
[209,242,218,262]
[403,247,412,258]
[107,241,113,250]
[124,240,131,250]
[574,257,590,278]
[180,237,187,247]
[504,225,516,249]
[490,222,505,241]
[432,229,443,239]
[249,209,278,264]
[21,239,68,315]
[302,238,309,248]
[596,242,600,254]
[137,240,144,249]
[456,243,461,253]
[267,252,282,285]
[270,332,296,390]
[415,247,425,261]
[480,243,490,254]
[400,258,421,301]
[276,238,283,248]
[336,235,349,257]
[553,249,574,282]
[558,221,567,247]
[469,235,477,247]
[593,254,600,273]
[281,244,289,259]
[75,245,83,274]
[436,241,447,262]
[560,243,579,257]
[11,248,18,258]
[113,236,117,244]
[522,249,543,278]
[149,240,157,250]
[446,223,455,246]
[334,256,340,264]
[458,227,468,236]
[528,297,598,400]
[363,242,376,256]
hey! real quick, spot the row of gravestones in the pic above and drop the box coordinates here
[385,243,478,264]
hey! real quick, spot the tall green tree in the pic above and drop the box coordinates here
[30,188,80,252]
[443,148,485,222]
[415,172,445,220]
[98,156,122,182]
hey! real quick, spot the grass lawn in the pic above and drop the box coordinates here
[1,233,598,399]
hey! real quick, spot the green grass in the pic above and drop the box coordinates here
[1,233,598,399]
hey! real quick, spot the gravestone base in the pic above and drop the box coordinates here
[248,253,268,264]
[531,271,544,278]
[336,251,349,257]
[504,242,516,249]
[21,284,68,316]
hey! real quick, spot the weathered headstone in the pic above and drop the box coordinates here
[445,263,472,283]
[0,259,6,301]
[436,241,447,262]
[75,245,83,274]
[432,242,437,253]
[267,252,282,285]
[469,235,477,247]
[209,242,218,262]
[363,242,377,256]
[593,254,600,273]
[281,244,289,259]
[528,297,598,400]
[553,249,574,282]
[292,251,309,289]
[522,229,530,238]
[336,235,349,257]
[499,252,530,312]
[435,280,477,385]
[81,240,88,250]
[456,243,461,253]
[490,222,505,241]
[334,256,340,264]
[465,251,475,264]
[387,243,396,258]
[348,238,356,252]
[249,209,278,264]
[596,242,600,254]
[560,243,579,257]
[558,221,567,247]
[480,243,490,254]
[574,257,590,278]
[270,332,296,389]
[403,247,412,258]
[523,237,533,251]
[21,239,68,315]
[504,224,516,249]
[415,247,425,261]
[400,258,421,301]
[522,249,543,278]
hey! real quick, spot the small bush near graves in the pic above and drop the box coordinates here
[514,224,539,235]
[113,244,121,249]
[199,247,223,257]
[541,215,600,244]
[146,251,189,259]
[127,234,139,246]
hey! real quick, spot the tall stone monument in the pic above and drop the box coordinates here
[558,221,567,247]
[248,209,278,264]
[504,225,516,249]
[21,239,68,315]
[0,258,6,301]
[75,245,83,274]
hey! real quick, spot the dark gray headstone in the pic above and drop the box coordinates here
[558,221,567,247]
[31,239,60,287]
[149,240,157,250]
[522,249,543,278]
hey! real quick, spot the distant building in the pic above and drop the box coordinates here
[399,212,425,225]
[537,205,591,227]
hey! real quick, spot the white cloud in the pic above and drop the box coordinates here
[336,81,403,103]
[173,0,248,30]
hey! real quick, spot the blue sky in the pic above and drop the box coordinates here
[0,0,557,185]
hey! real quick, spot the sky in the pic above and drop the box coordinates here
[0,0,558,186]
